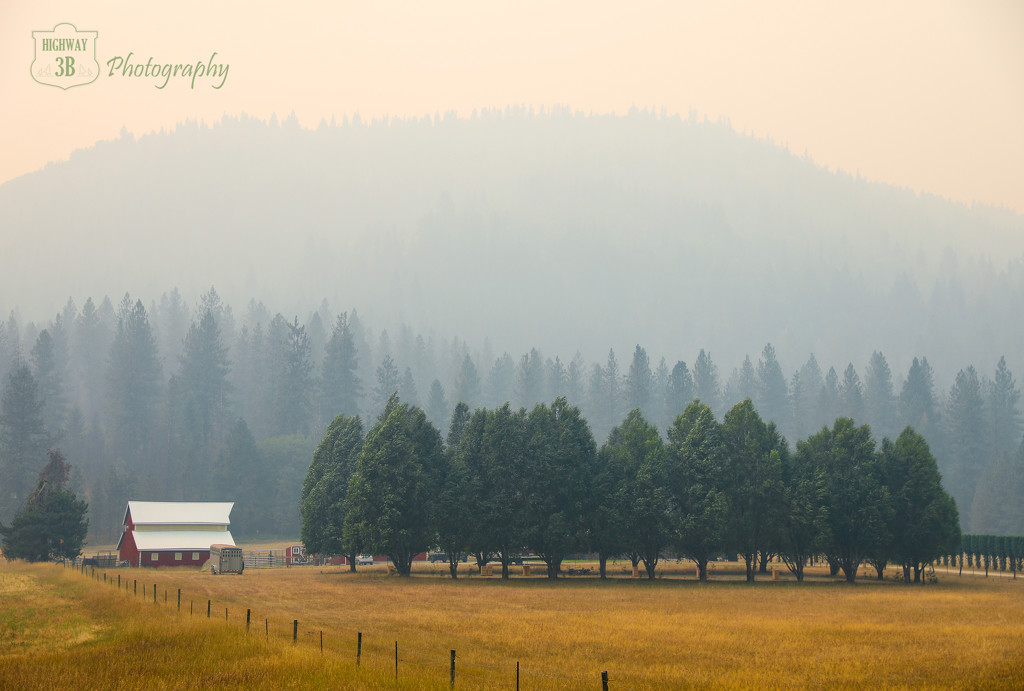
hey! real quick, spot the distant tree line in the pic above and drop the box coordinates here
[945,534,1024,577]
[1,289,1020,541]
[302,394,961,582]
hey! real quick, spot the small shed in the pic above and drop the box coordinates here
[117,501,235,568]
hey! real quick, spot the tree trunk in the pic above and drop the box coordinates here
[448,556,459,579]
[827,555,841,576]
[696,559,708,582]
[759,552,771,574]
[874,561,885,580]
[546,557,561,579]
[744,553,756,582]
[348,553,356,572]
[642,555,658,579]
[913,564,922,583]
[598,553,608,579]
[474,551,487,574]
[794,561,804,582]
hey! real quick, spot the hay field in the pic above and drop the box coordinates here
[2,560,1023,689]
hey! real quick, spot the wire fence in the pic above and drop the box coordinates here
[61,560,640,690]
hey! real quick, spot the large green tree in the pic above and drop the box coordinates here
[604,409,669,579]
[301,414,364,567]
[810,418,887,582]
[344,395,437,576]
[779,434,828,581]
[722,399,786,582]
[522,398,595,578]
[666,400,729,581]
[880,427,961,582]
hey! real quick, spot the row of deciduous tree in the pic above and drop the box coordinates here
[302,394,961,582]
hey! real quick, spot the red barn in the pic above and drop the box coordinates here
[117,501,235,568]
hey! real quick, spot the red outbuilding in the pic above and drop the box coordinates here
[117,501,235,568]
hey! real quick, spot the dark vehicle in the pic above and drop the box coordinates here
[428,552,468,563]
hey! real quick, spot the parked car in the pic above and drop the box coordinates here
[355,555,375,566]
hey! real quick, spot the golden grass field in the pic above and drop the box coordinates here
[2,557,1023,690]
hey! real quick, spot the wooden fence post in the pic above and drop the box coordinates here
[153,584,156,603]
[450,649,456,688]
[177,589,181,611]
[207,600,211,618]
[357,632,362,666]
[395,640,398,680]
[246,608,251,631]
[293,619,298,643]
[602,670,609,691]
[320,630,323,654]
[516,661,520,691]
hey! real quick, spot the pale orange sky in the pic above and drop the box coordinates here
[2,1,1022,213]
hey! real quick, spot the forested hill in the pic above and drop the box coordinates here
[2,108,1023,372]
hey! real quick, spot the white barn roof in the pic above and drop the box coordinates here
[125,501,234,526]
[132,530,236,551]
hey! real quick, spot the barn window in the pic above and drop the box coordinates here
[175,552,182,561]
[150,553,157,561]
[192,552,199,560]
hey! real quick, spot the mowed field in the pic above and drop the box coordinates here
[2,558,1023,690]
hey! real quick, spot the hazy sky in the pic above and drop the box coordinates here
[2,1,1022,213]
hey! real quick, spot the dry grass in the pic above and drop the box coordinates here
[2,559,1023,689]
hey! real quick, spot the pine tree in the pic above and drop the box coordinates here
[546,356,567,402]
[320,312,362,421]
[372,354,400,418]
[452,354,481,410]
[30,330,67,435]
[514,348,544,409]
[693,349,720,415]
[818,366,840,427]
[864,351,897,441]
[899,357,939,440]
[425,379,449,434]
[106,296,162,463]
[0,364,48,523]
[724,356,756,411]
[839,363,864,424]
[0,449,88,562]
[756,343,788,429]
[987,356,1021,462]
[945,366,987,528]
[624,345,653,421]
[664,360,694,429]
[274,316,314,436]
[177,310,232,454]
[484,353,514,408]
[399,367,419,407]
